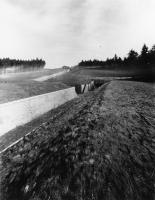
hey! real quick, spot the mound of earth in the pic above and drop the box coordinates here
[0,81,155,200]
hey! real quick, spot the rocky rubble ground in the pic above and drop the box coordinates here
[0,81,155,200]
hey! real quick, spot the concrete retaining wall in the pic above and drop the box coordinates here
[0,87,77,136]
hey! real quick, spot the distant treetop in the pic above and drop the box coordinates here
[0,58,46,69]
[78,44,155,68]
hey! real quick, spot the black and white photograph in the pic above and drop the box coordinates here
[0,0,155,199]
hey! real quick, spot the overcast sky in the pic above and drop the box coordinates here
[0,0,155,68]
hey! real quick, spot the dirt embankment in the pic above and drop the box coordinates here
[0,81,155,200]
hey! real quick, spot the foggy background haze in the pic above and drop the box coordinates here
[0,0,155,68]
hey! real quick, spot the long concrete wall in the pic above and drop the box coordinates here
[0,87,77,137]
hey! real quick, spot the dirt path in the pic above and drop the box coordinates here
[34,70,68,82]
[0,81,155,200]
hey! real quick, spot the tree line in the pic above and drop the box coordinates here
[0,58,46,69]
[79,44,155,68]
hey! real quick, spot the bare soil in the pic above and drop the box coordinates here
[0,81,155,200]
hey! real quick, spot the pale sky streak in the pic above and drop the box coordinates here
[0,0,155,68]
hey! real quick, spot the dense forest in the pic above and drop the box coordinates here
[0,58,46,69]
[79,44,155,68]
